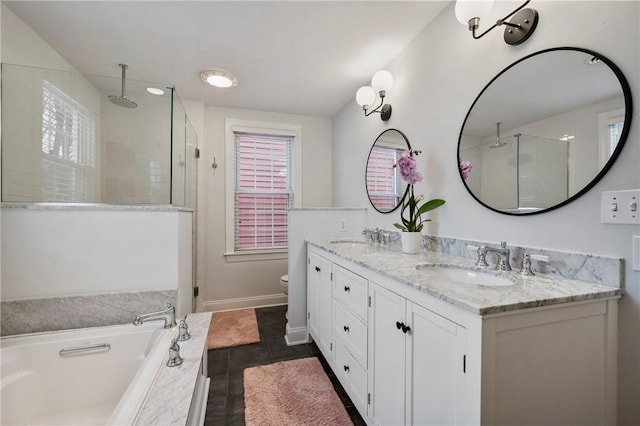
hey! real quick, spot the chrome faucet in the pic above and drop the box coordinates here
[477,241,512,271]
[133,303,177,329]
[166,337,183,367]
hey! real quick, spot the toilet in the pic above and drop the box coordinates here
[280,274,288,295]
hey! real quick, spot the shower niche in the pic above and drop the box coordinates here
[1,63,197,207]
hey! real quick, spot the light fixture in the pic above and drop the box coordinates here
[200,69,238,88]
[455,0,539,45]
[146,87,165,95]
[355,70,393,121]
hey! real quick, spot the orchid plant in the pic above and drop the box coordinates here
[393,150,445,233]
[459,157,472,181]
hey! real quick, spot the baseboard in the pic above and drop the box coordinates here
[199,294,287,313]
[285,322,310,346]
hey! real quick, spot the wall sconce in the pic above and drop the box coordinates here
[355,70,393,121]
[455,0,539,45]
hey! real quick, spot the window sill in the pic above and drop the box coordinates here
[224,249,288,263]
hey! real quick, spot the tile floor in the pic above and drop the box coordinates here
[205,305,366,425]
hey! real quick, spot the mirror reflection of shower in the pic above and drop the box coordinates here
[108,63,137,109]
[490,122,508,149]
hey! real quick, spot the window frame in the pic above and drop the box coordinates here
[224,119,302,261]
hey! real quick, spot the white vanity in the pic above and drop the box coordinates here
[307,239,621,426]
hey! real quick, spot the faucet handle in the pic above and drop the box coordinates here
[178,316,191,341]
[476,246,489,267]
[167,337,184,367]
[519,253,535,276]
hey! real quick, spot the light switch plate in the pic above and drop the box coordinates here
[633,236,640,271]
[601,189,640,224]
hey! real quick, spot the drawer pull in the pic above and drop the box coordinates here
[343,325,350,333]
[315,266,321,272]
[395,321,411,334]
[343,365,350,372]
[344,286,350,292]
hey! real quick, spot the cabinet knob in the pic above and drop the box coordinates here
[343,365,350,372]
[396,321,403,330]
[315,266,321,272]
[344,286,350,292]
[343,325,350,333]
[402,324,411,334]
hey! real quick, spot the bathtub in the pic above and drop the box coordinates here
[0,322,174,425]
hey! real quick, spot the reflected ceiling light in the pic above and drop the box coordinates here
[355,70,393,121]
[200,69,238,88]
[146,87,165,95]
[455,0,539,45]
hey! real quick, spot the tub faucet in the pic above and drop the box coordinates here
[133,303,177,329]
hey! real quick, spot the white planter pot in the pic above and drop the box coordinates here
[400,232,422,254]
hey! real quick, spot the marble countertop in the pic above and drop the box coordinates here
[307,239,622,316]
[136,311,211,426]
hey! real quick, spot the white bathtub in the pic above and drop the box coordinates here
[0,322,174,425]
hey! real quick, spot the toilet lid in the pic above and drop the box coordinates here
[281,274,288,282]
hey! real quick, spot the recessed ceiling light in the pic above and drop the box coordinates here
[200,69,238,88]
[146,87,165,95]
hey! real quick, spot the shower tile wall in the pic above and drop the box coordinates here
[101,93,172,204]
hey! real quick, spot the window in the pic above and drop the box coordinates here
[366,145,403,210]
[41,80,95,201]
[225,120,301,258]
[598,108,624,168]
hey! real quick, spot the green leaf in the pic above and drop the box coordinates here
[417,199,445,216]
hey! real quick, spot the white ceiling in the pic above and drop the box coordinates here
[4,0,450,118]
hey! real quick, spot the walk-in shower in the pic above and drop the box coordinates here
[1,63,196,207]
[460,131,569,212]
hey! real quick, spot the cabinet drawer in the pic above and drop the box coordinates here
[333,300,367,368]
[333,265,368,321]
[335,340,367,410]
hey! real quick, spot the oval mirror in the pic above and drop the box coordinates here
[366,128,411,213]
[458,47,632,215]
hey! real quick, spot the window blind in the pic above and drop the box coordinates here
[366,145,403,210]
[41,80,95,201]
[234,132,294,251]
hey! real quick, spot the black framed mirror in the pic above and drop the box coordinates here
[366,128,411,213]
[458,47,633,215]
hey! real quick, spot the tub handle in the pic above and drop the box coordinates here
[59,343,111,358]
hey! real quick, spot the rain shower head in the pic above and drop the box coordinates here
[108,64,137,109]
[490,122,507,148]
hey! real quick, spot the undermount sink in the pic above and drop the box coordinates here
[415,265,515,287]
[329,240,368,245]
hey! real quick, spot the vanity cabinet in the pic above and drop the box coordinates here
[306,244,618,426]
[307,250,333,355]
[369,282,470,426]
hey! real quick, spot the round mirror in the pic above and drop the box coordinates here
[366,128,411,213]
[458,47,632,215]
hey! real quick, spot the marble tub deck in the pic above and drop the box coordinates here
[136,311,212,425]
[308,239,622,316]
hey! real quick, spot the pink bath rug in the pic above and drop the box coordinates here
[207,308,260,349]
[244,357,353,426]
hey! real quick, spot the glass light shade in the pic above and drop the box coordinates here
[356,86,375,107]
[200,69,238,88]
[207,75,233,88]
[371,70,394,93]
[455,0,493,25]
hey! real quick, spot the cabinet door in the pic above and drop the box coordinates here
[406,301,467,426]
[369,283,407,426]
[308,251,333,355]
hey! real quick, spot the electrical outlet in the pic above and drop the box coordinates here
[601,190,640,224]
[339,218,347,232]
